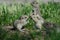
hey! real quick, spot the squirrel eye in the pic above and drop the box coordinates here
[32,10,34,12]
[33,13,34,15]
[37,17,40,20]
[21,17,24,19]
[36,2,38,4]
[25,17,27,18]
[32,2,35,4]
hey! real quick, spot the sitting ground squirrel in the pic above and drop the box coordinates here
[12,15,29,32]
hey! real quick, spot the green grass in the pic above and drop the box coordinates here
[0,2,60,40]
